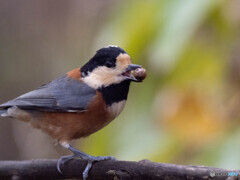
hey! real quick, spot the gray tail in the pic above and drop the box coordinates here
[0,109,8,117]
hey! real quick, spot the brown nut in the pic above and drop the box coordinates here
[133,68,147,81]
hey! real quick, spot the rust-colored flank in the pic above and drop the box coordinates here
[29,92,112,144]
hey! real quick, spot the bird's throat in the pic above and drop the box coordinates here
[97,81,130,106]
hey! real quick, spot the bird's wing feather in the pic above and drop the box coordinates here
[0,75,96,112]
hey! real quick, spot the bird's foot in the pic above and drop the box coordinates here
[81,155,116,180]
[57,145,116,180]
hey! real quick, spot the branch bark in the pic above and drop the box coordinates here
[0,159,239,180]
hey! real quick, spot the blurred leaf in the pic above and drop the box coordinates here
[149,0,222,73]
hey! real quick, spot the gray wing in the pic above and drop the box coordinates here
[0,75,96,113]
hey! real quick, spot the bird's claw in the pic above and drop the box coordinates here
[57,155,116,179]
[57,155,75,174]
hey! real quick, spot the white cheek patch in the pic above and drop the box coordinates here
[82,53,132,89]
[107,100,126,119]
[82,66,125,89]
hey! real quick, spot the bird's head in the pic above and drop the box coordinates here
[81,46,142,89]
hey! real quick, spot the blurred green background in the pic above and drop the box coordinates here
[0,0,240,169]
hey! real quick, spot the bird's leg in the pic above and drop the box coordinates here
[57,142,116,180]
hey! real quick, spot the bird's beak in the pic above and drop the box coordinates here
[122,64,142,82]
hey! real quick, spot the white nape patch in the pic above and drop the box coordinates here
[107,100,126,119]
[105,45,119,48]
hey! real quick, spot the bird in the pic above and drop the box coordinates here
[0,45,146,180]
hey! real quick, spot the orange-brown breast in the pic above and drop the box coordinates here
[28,92,112,144]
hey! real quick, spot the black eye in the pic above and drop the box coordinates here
[105,61,114,68]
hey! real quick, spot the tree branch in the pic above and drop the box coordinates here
[0,159,239,180]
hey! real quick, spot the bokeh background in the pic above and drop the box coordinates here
[0,0,240,169]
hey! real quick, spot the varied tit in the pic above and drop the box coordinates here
[0,46,146,180]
